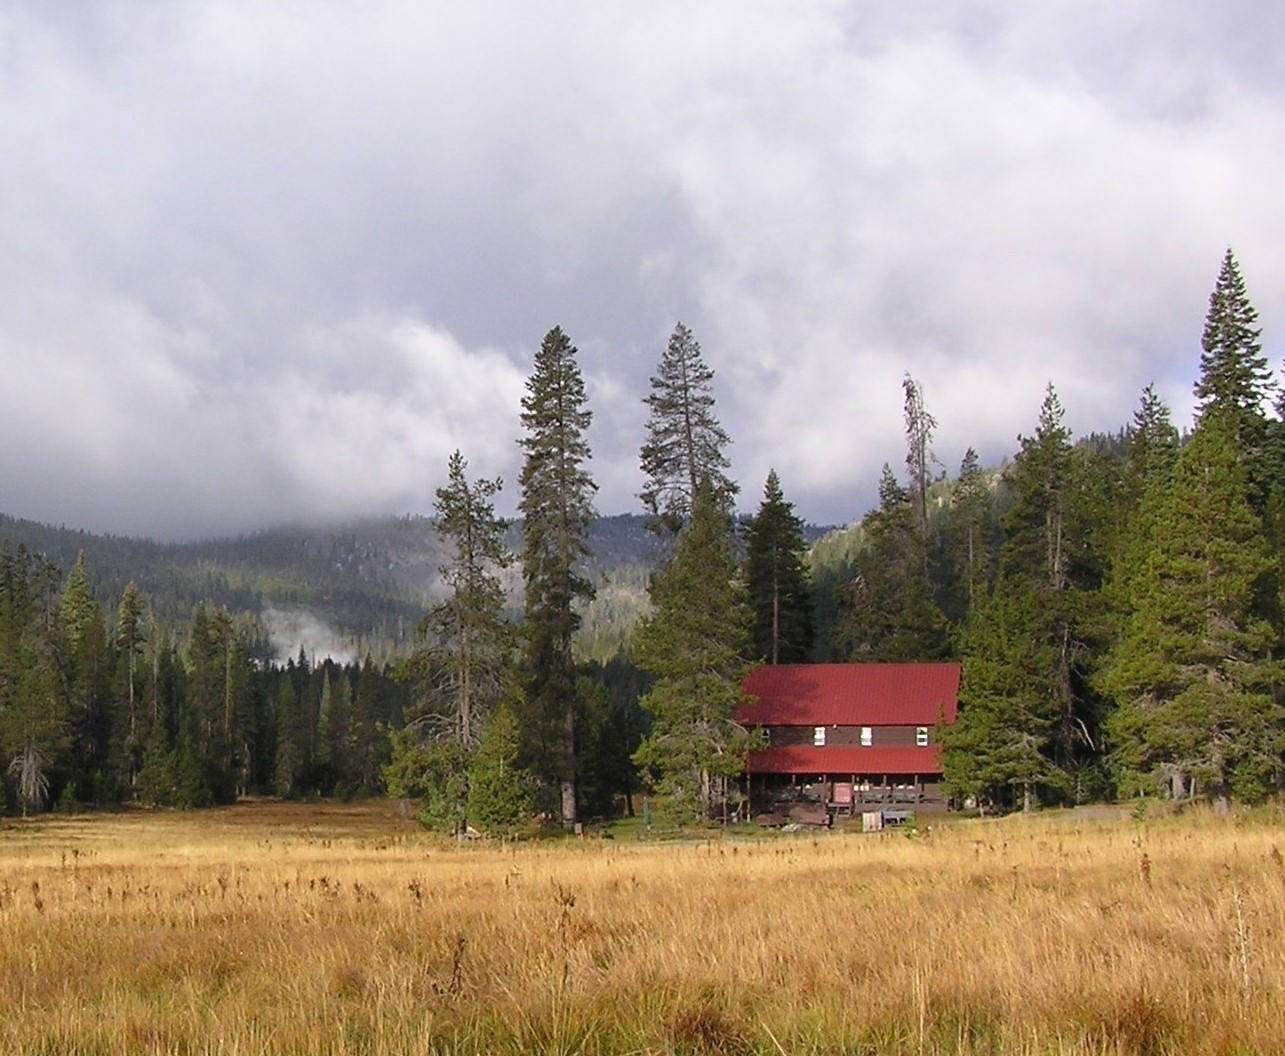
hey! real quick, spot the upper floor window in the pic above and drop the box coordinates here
[813,726,826,746]
[916,726,930,747]
[860,726,873,747]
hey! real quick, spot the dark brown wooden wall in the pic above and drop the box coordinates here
[763,724,934,747]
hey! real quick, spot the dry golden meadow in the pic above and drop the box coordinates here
[1,801,1283,1055]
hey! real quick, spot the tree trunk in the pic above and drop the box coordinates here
[560,702,577,828]
[560,779,577,828]
[1212,776,1231,816]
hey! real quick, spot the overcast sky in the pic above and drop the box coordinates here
[3,2,1284,541]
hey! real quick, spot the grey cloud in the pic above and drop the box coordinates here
[1,2,1284,538]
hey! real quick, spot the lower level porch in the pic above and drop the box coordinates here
[745,771,949,819]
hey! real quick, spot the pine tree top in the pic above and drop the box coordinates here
[638,322,736,535]
[1194,249,1272,424]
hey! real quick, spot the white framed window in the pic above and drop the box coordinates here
[916,726,930,747]
[813,726,826,746]
[860,726,873,747]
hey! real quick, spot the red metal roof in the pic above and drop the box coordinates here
[747,745,942,776]
[737,663,961,727]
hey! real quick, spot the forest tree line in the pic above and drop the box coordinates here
[1,249,1279,821]
[0,549,410,813]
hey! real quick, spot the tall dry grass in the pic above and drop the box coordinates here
[0,801,1283,1054]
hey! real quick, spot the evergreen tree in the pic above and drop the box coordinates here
[389,451,517,825]
[1098,386,1182,674]
[352,655,390,794]
[1194,249,1273,441]
[0,547,66,814]
[185,606,226,800]
[135,635,189,807]
[902,373,938,552]
[948,386,1107,807]
[316,664,355,794]
[744,470,814,664]
[1194,249,1277,549]
[383,730,469,832]
[57,554,113,802]
[831,465,950,662]
[633,486,755,823]
[1098,418,1281,809]
[1002,385,1076,590]
[941,570,1061,812]
[517,326,597,827]
[1124,384,1180,504]
[1001,385,1104,784]
[941,447,994,622]
[419,450,514,747]
[582,653,648,817]
[111,582,149,794]
[467,704,533,836]
[638,322,737,536]
[272,675,302,797]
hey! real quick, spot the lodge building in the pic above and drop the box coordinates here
[737,662,962,818]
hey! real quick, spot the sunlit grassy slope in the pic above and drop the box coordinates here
[1,801,1283,1054]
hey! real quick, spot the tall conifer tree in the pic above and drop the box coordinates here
[421,450,514,748]
[517,326,597,827]
[389,451,516,826]
[902,373,938,553]
[58,555,112,801]
[943,447,993,622]
[1099,418,1281,809]
[950,386,1102,806]
[941,569,1060,811]
[744,470,814,664]
[112,582,149,793]
[633,485,754,823]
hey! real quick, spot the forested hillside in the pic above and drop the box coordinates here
[0,512,681,662]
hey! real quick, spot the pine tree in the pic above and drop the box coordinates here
[0,547,66,814]
[1098,418,1281,809]
[950,386,1107,807]
[639,322,737,536]
[111,582,149,793]
[185,606,241,802]
[352,655,390,794]
[1098,386,1181,666]
[633,486,755,823]
[1002,386,1105,783]
[1124,384,1180,504]
[942,447,993,621]
[318,663,355,793]
[744,470,814,664]
[517,326,597,827]
[273,676,303,797]
[941,570,1061,812]
[902,373,938,552]
[1194,249,1272,439]
[382,730,470,832]
[1002,385,1075,590]
[420,450,514,747]
[57,554,113,802]
[467,704,533,836]
[831,465,950,662]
